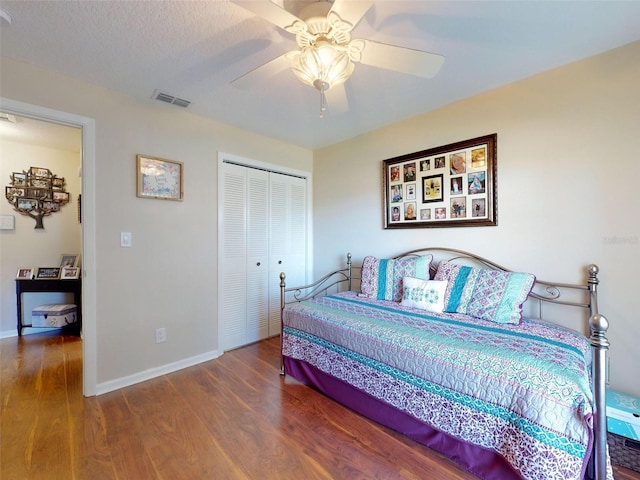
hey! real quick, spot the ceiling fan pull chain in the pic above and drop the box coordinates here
[320,87,327,118]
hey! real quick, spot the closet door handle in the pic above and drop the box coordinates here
[256,262,261,266]
[278,260,282,265]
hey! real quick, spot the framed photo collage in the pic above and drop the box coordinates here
[383,134,497,229]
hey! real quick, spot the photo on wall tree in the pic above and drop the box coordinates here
[5,166,71,229]
[383,134,497,228]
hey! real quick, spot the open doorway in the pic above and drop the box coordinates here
[0,97,97,395]
[1,114,82,328]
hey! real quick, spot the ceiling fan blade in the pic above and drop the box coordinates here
[358,40,444,79]
[231,52,293,90]
[328,0,373,32]
[326,83,349,115]
[232,0,305,33]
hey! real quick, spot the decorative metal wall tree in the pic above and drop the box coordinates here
[5,166,70,229]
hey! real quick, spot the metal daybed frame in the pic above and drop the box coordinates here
[279,248,609,480]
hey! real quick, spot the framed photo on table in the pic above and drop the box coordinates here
[136,154,184,201]
[16,268,35,280]
[59,254,79,268]
[36,267,61,279]
[383,134,497,228]
[61,266,80,279]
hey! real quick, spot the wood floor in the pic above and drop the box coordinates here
[1,332,639,480]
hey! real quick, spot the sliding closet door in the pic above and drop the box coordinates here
[219,162,248,351]
[268,172,306,336]
[219,157,309,352]
[246,168,270,343]
[220,164,270,350]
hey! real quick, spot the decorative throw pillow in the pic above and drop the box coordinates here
[360,254,433,302]
[360,255,381,298]
[434,261,535,324]
[401,277,448,313]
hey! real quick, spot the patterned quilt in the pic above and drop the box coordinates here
[282,291,609,480]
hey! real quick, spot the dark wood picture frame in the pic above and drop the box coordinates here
[383,133,497,228]
[35,267,61,279]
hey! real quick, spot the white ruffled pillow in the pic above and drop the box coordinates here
[400,277,448,313]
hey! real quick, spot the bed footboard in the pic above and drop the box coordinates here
[279,253,352,374]
[588,265,610,480]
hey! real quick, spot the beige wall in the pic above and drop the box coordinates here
[1,56,313,392]
[314,41,640,397]
[2,39,638,397]
[0,140,82,332]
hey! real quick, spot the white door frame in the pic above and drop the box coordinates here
[1,97,97,396]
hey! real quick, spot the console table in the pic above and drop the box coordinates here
[15,278,82,336]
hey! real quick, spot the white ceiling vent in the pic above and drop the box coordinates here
[152,89,191,108]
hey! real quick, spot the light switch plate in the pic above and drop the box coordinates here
[120,232,132,247]
[0,215,15,230]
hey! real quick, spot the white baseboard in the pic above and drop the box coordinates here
[1,329,18,339]
[1,330,221,396]
[1,327,60,338]
[95,349,221,395]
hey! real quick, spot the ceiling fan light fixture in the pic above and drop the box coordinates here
[232,0,444,118]
[291,41,354,117]
[292,42,353,91]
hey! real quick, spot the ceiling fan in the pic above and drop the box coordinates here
[231,0,445,116]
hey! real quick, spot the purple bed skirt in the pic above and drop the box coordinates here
[284,356,522,480]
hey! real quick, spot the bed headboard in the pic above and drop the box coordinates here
[391,247,600,321]
[280,247,600,321]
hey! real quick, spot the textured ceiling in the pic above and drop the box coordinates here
[1,1,640,150]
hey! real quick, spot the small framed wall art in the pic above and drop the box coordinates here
[383,134,497,228]
[136,155,184,201]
